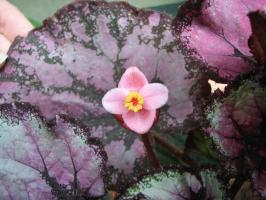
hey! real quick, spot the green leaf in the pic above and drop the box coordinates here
[154,131,189,166]
[185,132,220,166]
[149,1,187,16]
[102,193,113,200]
[27,17,42,28]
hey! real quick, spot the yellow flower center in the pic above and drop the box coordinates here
[124,91,144,112]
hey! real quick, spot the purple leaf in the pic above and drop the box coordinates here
[119,169,225,200]
[174,0,265,80]
[207,79,266,197]
[0,1,209,188]
[252,170,266,198]
[0,103,107,199]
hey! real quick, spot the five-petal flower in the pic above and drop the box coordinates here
[102,67,168,134]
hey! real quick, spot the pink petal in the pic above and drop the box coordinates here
[122,110,156,134]
[140,83,168,110]
[118,67,148,91]
[102,88,129,114]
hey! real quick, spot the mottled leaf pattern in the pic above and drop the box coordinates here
[0,1,209,188]
[207,80,266,197]
[175,0,266,80]
[119,169,225,200]
[0,103,107,199]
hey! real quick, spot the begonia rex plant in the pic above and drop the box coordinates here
[0,0,265,199]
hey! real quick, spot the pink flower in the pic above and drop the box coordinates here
[102,67,168,134]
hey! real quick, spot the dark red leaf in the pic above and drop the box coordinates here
[248,11,266,64]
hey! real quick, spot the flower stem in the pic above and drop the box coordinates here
[153,133,197,167]
[110,191,119,200]
[141,133,160,169]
